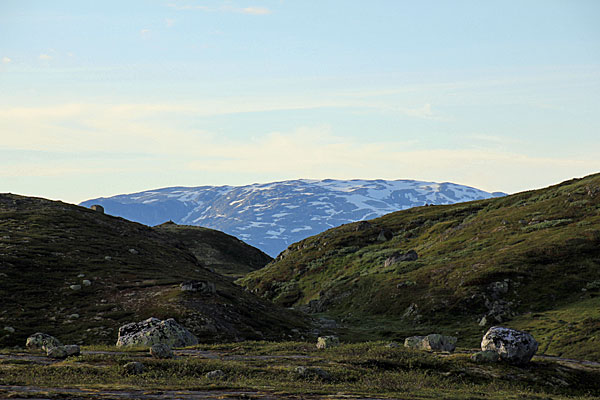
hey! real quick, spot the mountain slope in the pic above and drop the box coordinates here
[153,221,272,278]
[239,173,600,360]
[81,179,504,256]
[0,194,308,348]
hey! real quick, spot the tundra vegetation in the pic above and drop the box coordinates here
[1,173,600,398]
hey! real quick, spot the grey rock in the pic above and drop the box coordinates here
[128,248,139,255]
[385,342,400,348]
[481,326,538,364]
[404,334,457,352]
[316,335,340,349]
[478,316,487,326]
[150,343,173,359]
[77,273,85,278]
[116,317,198,348]
[471,350,500,363]
[26,333,62,351]
[3,326,15,334]
[67,314,80,319]
[377,229,393,242]
[46,346,68,359]
[123,361,144,375]
[179,280,216,294]
[294,366,331,381]
[69,284,82,291]
[82,280,92,286]
[90,204,104,213]
[64,344,81,357]
[104,256,112,261]
[206,369,226,379]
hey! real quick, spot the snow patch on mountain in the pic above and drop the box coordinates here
[80,179,505,257]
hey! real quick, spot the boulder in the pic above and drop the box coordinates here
[481,326,538,364]
[150,343,173,359]
[206,369,226,379]
[354,221,372,231]
[179,280,216,295]
[316,335,340,349]
[90,205,104,213]
[123,361,144,375]
[3,326,15,334]
[404,334,457,352]
[116,317,198,348]
[82,280,92,286]
[69,285,82,291]
[26,333,62,351]
[46,344,80,359]
[471,350,500,363]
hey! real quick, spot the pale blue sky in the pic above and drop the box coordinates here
[1,1,599,203]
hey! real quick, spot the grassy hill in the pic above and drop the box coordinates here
[239,173,600,360]
[153,221,272,278]
[0,194,309,348]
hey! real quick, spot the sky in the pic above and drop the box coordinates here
[1,0,599,204]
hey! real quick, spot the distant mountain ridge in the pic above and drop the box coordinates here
[81,179,505,256]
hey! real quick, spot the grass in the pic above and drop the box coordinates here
[239,173,600,360]
[0,194,310,349]
[1,341,599,399]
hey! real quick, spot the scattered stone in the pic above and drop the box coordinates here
[479,316,487,326]
[123,361,144,375]
[64,344,81,356]
[128,248,139,255]
[77,273,85,278]
[316,335,340,349]
[481,326,538,364]
[46,346,68,359]
[471,350,501,363]
[116,317,198,347]
[3,326,15,334]
[404,334,457,352]
[26,333,62,351]
[150,343,173,359]
[67,314,80,319]
[0,272,7,278]
[384,250,418,267]
[104,256,112,261]
[294,366,331,381]
[385,342,400,348]
[90,204,104,213]
[377,229,393,242]
[82,280,92,286]
[354,221,372,231]
[69,284,82,291]
[206,369,226,379]
[402,303,419,319]
[179,280,216,294]
[317,317,337,329]
[396,280,416,289]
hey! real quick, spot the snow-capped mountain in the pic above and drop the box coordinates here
[80,179,505,257]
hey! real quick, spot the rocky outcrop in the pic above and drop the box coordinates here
[26,333,62,351]
[116,317,198,348]
[404,334,457,352]
[180,280,216,294]
[481,326,538,364]
[316,336,340,349]
[206,369,226,379]
[384,250,418,267]
[90,205,104,213]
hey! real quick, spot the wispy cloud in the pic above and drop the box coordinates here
[2,56,11,64]
[167,3,271,15]
[39,54,52,60]
[140,28,151,39]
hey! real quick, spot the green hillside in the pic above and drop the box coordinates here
[0,194,308,348]
[240,173,600,360]
[153,221,272,278]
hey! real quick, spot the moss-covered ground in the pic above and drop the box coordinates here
[1,341,599,399]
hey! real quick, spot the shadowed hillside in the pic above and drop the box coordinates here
[153,221,272,278]
[240,173,600,360]
[0,194,309,348]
